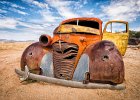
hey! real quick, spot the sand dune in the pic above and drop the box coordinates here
[0,42,139,100]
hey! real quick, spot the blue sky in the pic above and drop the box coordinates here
[0,0,140,41]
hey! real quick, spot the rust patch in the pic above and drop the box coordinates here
[86,40,124,84]
[20,42,48,74]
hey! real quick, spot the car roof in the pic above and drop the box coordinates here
[60,17,102,25]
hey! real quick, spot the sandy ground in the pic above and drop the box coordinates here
[0,42,140,100]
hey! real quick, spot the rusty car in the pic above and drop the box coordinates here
[15,17,129,90]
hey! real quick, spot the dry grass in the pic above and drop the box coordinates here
[0,41,32,50]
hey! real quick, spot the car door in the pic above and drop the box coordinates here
[103,21,129,56]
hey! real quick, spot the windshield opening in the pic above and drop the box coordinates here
[63,20,99,29]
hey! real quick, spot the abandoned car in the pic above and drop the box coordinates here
[15,17,129,89]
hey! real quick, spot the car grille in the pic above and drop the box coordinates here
[52,40,78,80]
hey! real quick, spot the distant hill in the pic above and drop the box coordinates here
[0,39,36,42]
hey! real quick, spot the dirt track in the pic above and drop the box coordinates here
[0,42,140,100]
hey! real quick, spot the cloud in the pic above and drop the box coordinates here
[32,0,48,9]
[83,0,88,5]
[80,9,95,17]
[10,8,28,15]
[0,17,42,30]
[0,1,25,9]
[39,10,61,23]
[21,0,59,24]
[101,0,140,22]
[17,21,55,37]
[0,18,18,29]
[0,9,7,13]
[0,17,55,40]
[0,1,27,15]
[0,19,56,41]
[0,30,41,41]
[22,0,49,9]
[74,0,88,10]
[45,0,95,19]
[11,3,25,9]
[18,20,53,31]
[45,0,79,19]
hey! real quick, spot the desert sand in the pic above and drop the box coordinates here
[0,42,140,100]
